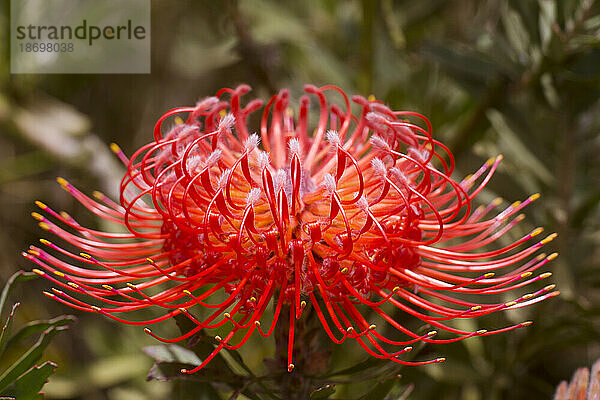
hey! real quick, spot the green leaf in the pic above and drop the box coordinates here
[0,326,65,393]
[0,361,57,400]
[143,344,202,366]
[2,315,76,355]
[502,5,531,61]
[357,376,399,400]
[486,109,554,185]
[0,303,20,356]
[310,384,335,399]
[0,271,38,319]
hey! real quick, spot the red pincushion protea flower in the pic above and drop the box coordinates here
[25,84,559,373]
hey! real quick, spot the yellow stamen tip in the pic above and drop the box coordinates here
[38,222,50,231]
[476,329,487,335]
[340,267,348,274]
[52,270,65,277]
[146,258,155,264]
[59,211,71,219]
[516,213,525,221]
[367,94,376,101]
[300,301,306,308]
[346,326,354,333]
[505,301,517,307]
[486,157,495,166]
[536,252,547,261]
[541,233,558,244]
[368,324,376,330]
[521,272,533,278]
[28,249,40,256]
[512,200,522,208]
[288,363,295,372]
[492,197,503,206]
[68,282,79,289]
[484,272,495,278]
[180,369,188,374]
[102,285,113,290]
[91,306,101,311]
[31,212,44,221]
[56,177,68,187]
[35,200,48,209]
[496,154,504,162]
[392,286,400,292]
[254,321,261,327]
[436,358,446,363]
[92,191,104,200]
[183,290,192,296]
[544,284,556,292]
[529,193,541,201]
[224,313,231,318]
[539,272,552,279]
[531,227,544,237]
[144,328,152,333]
[470,306,482,311]
[522,293,535,300]
[32,268,45,275]
[80,253,91,259]
[179,308,187,313]
[43,291,54,297]
[427,330,437,337]
[215,335,222,341]
[39,239,51,245]
[520,321,533,327]
[547,252,559,261]
[249,296,257,302]
[109,143,121,153]
[126,283,136,289]
[174,116,184,125]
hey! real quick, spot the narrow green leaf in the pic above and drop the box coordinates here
[0,326,65,392]
[143,344,202,365]
[0,361,57,400]
[0,271,37,319]
[358,376,399,400]
[310,384,335,399]
[0,303,19,356]
[3,315,76,354]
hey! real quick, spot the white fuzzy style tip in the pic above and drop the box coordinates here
[408,147,430,164]
[288,138,301,157]
[275,169,287,192]
[370,157,387,177]
[390,167,408,184]
[370,135,391,153]
[258,151,270,170]
[186,154,203,172]
[325,130,341,146]
[196,96,219,110]
[321,173,337,193]
[246,187,262,205]
[365,112,390,127]
[245,134,260,152]
[206,149,222,167]
[218,169,231,189]
[356,195,369,211]
[218,113,235,131]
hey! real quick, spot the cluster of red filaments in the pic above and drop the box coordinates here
[24,84,559,373]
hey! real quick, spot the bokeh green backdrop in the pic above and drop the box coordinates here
[1,0,599,399]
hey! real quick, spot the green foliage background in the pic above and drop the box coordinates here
[0,0,599,398]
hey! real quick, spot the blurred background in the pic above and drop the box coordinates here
[0,0,599,398]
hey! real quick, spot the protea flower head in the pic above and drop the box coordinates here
[25,84,559,373]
